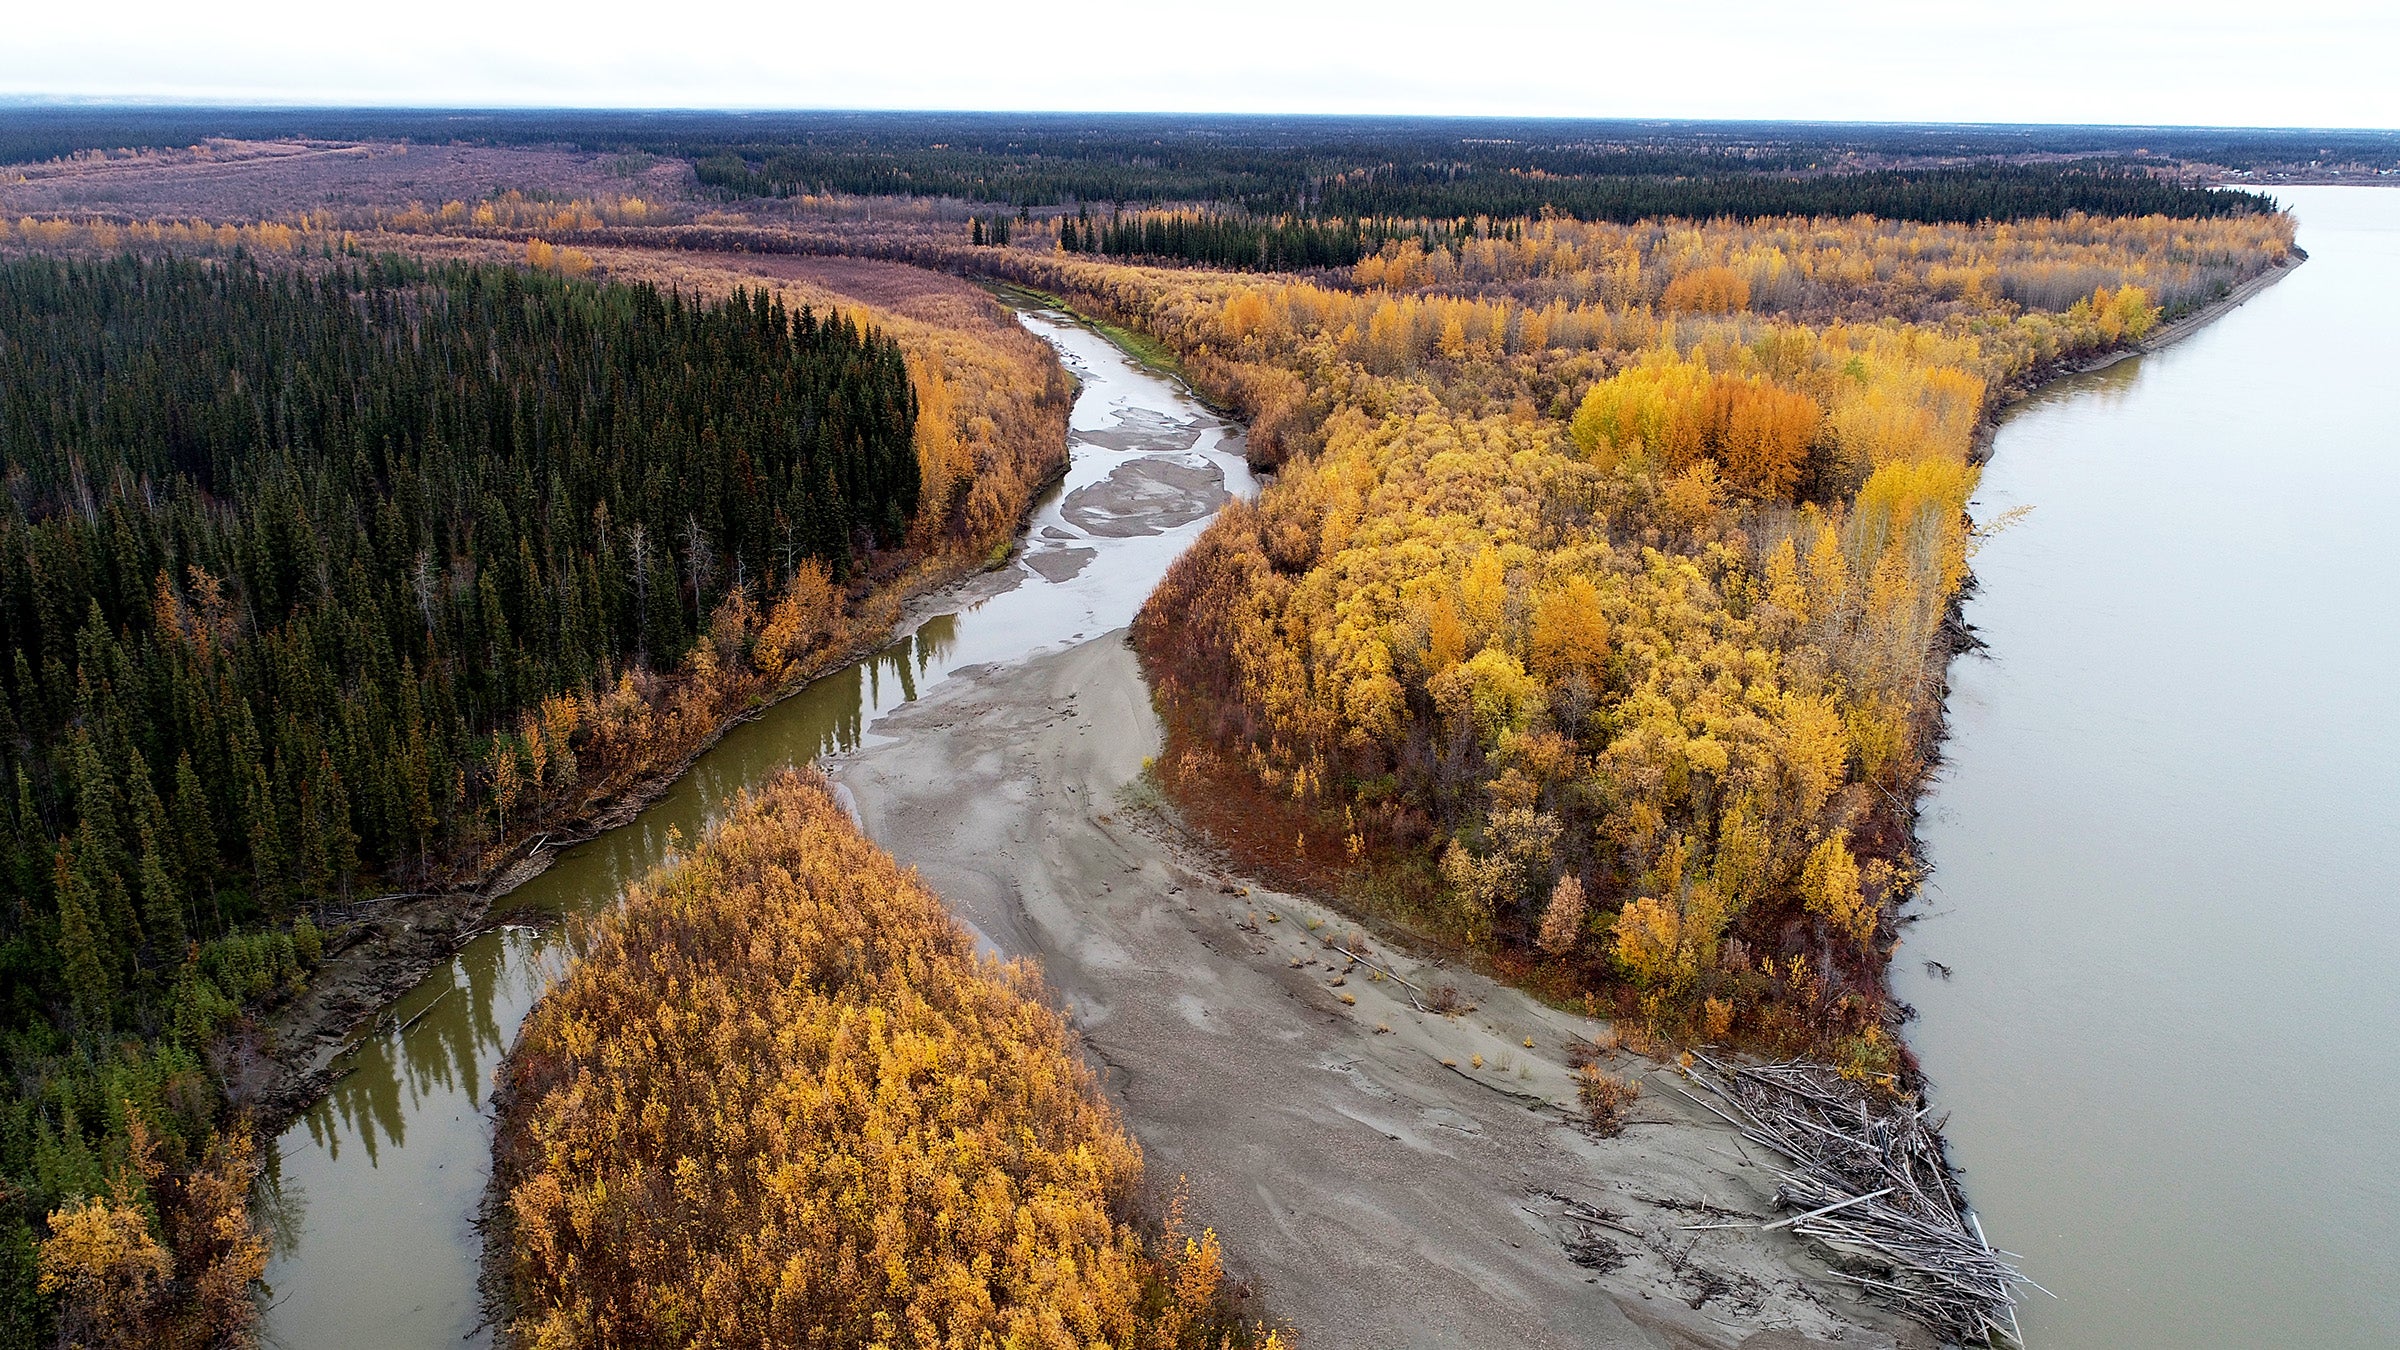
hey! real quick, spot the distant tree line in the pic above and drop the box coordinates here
[1044,164,2275,273]
[698,148,2275,225]
[1303,163,2276,225]
[1057,209,1463,269]
[0,253,915,1297]
[688,138,1798,210]
[4,107,2390,192]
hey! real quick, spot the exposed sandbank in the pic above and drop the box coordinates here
[834,623,1926,1349]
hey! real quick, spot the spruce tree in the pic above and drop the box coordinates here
[138,834,185,960]
[52,848,112,1037]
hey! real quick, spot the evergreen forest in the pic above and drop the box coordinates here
[0,253,916,1324]
[1045,165,2276,271]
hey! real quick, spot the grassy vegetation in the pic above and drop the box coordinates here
[986,281,1192,382]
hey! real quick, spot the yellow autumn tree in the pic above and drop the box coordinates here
[988,201,2289,1051]
[38,1197,172,1348]
[498,769,1275,1350]
[1802,830,1876,952]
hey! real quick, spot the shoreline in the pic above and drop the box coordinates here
[1071,249,2311,1343]
[240,375,1073,1144]
[1973,251,2304,462]
[240,532,1050,1136]
[1872,238,2305,1315]
[835,630,1928,1350]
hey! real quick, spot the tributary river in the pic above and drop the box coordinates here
[256,309,1254,1349]
[1897,185,2400,1349]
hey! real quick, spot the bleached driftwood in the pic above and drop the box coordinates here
[1680,1052,2043,1345]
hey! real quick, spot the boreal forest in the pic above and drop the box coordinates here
[0,109,2321,1350]
[0,252,949,1337]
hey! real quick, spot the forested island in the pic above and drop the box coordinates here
[0,114,2306,1348]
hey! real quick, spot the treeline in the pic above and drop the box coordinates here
[1057,210,1454,270]
[1053,169,2273,273]
[1306,164,2275,227]
[0,253,918,1339]
[688,130,1797,209]
[497,769,1280,1349]
[718,157,2269,235]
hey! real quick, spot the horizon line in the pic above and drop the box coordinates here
[2,98,2395,137]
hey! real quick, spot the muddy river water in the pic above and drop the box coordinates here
[256,309,1255,1349]
[1897,185,2400,1349]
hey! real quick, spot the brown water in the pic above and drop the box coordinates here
[255,309,1254,1349]
[1897,186,2400,1348]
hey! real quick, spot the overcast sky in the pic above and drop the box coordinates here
[5,0,2392,130]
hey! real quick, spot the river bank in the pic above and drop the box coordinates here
[240,553,986,1132]
[1967,251,2304,466]
[1896,184,2400,1349]
[253,303,1255,1349]
[836,629,1936,1350]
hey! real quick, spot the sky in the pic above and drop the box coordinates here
[5,0,2394,130]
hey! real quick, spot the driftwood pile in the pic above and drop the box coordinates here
[1679,1052,2044,1345]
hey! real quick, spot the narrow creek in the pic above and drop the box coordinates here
[256,308,1256,1349]
[1897,185,2400,1349]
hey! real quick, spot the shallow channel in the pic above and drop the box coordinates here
[1897,186,2400,1349]
[256,308,1255,1349]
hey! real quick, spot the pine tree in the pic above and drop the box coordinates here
[243,770,286,919]
[316,751,360,898]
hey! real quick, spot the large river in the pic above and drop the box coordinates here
[256,309,1254,1349]
[1897,185,2400,1349]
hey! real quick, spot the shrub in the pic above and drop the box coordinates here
[1577,1066,1642,1137]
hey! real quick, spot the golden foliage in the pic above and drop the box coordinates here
[38,1197,171,1348]
[35,1115,265,1350]
[1045,206,2295,1052]
[1660,264,1750,315]
[1802,831,1876,953]
[523,237,596,277]
[499,770,1272,1350]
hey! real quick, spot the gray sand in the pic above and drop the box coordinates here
[1062,458,1230,537]
[1025,546,1098,583]
[833,635,1923,1350]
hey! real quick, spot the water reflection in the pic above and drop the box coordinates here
[260,309,1252,1349]
[2018,349,2144,418]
